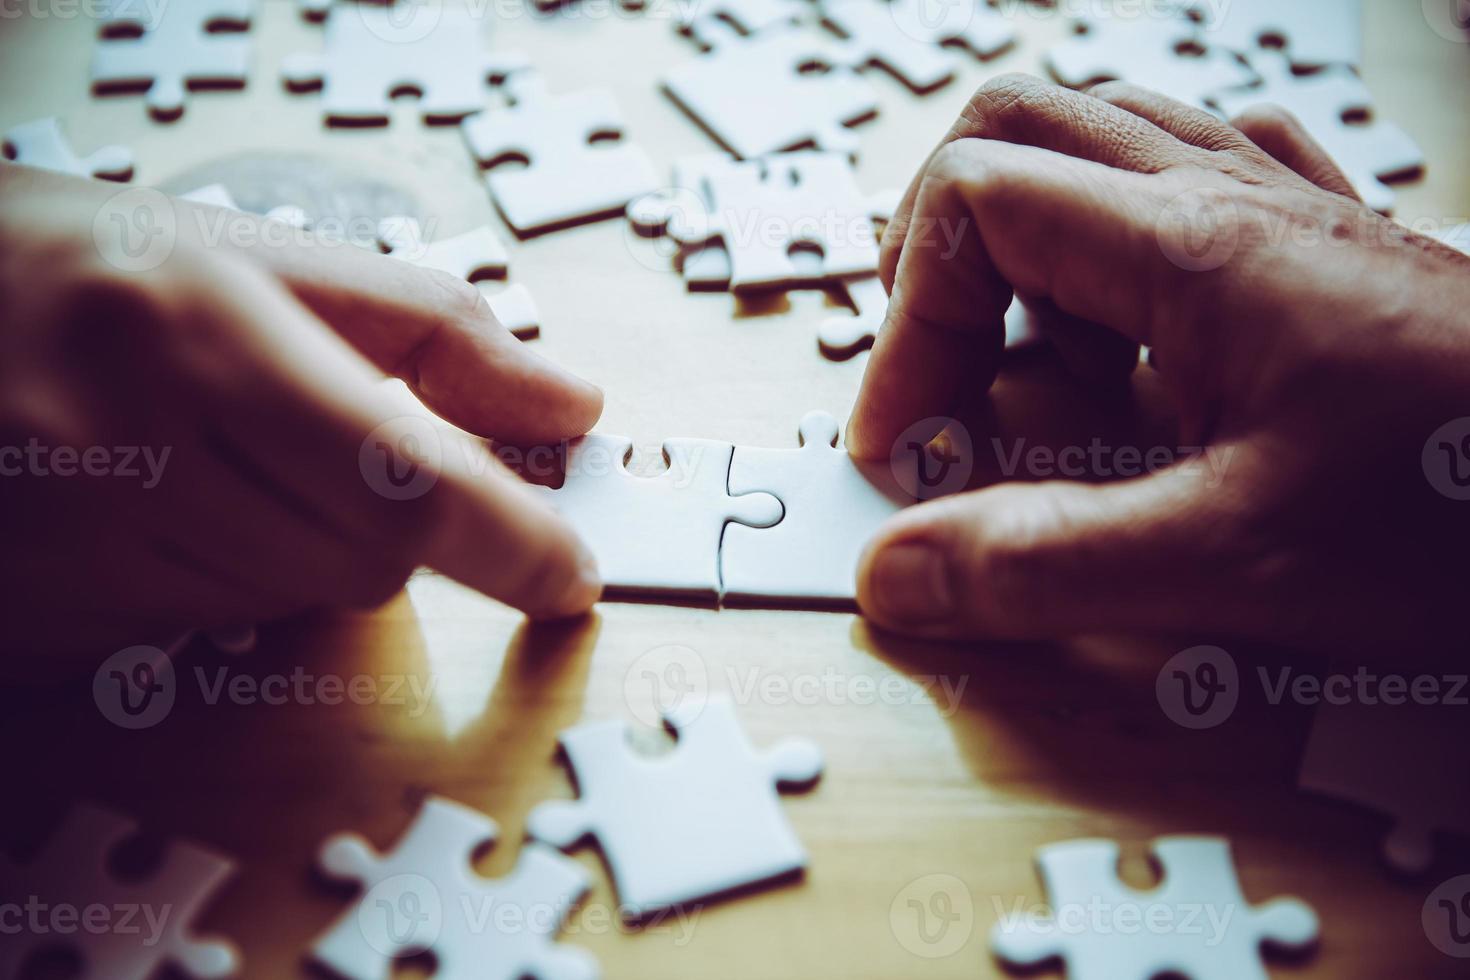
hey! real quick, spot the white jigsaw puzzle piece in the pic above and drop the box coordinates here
[527,695,822,918]
[721,410,913,603]
[539,433,781,599]
[377,214,510,281]
[314,797,596,980]
[1046,9,1255,111]
[1209,53,1423,214]
[823,0,1015,93]
[1299,701,1470,874]
[1186,0,1361,68]
[485,282,542,339]
[92,0,254,119]
[463,80,659,235]
[3,117,133,180]
[282,4,527,124]
[818,276,1043,357]
[990,836,1319,980]
[663,27,879,159]
[0,804,239,980]
[678,0,807,51]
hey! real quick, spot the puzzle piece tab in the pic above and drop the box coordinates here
[663,27,879,159]
[1299,701,1470,874]
[1186,0,1361,68]
[722,411,913,603]
[2,117,133,180]
[822,0,1015,93]
[0,804,239,980]
[1046,10,1255,111]
[678,0,807,51]
[539,434,781,599]
[1209,52,1422,214]
[91,0,254,119]
[377,215,509,282]
[282,4,527,124]
[528,696,822,917]
[313,797,596,980]
[991,836,1318,980]
[463,79,659,235]
[818,276,1043,358]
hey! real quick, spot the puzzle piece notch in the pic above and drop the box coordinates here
[92,0,254,119]
[672,151,897,290]
[991,836,1318,980]
[463,80,660,235]
[1184,0,1362,68]
[1298,701,1470,875]
[678,0,809,52]
[818,276,1042,358]
[281,5,530,124]
[2,117,133,181]
[662,27,879,159]
[1209,53,1422,214]
[1046,10,1256,111]
[313,796,596,980]
[721,410,913,602]
[822,0,1016,93]
[538,433,781,599]
[528,695,823,918]
[0,804,239,980]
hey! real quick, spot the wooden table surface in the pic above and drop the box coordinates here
[4,1,1470,977]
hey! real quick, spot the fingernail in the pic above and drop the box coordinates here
[865,541,953,624]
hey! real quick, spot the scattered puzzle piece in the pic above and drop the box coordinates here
[282,4,528,124]
[1209,53,1423,213]
[1299,701,1470,875]
[463,78,659,235]
[663,27,879,159]
[678,0,807,51]
[2,117,133,181]
[822,0,1015,93]
[722,410,912,603]
[1186,0,1361,68]
[91,0,254,120]
[1046,10,1255,111]
[485,282,542,339]
[528,695,822,918]
[313,796,596,980]
[539,433,781,599]
[377,214,509,282]
[991,836,1319,980]
[818,276,1043,358]
[0,804,239,980]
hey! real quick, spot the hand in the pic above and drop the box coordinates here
[850,74,1470,656]
[0,165,603,659]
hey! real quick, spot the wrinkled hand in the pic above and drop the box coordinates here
[851,74,1470,656]
[0,165,603,658]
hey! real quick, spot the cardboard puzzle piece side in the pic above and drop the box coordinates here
[485,282,542,339]
[527,695,823,918]
[1046,10,1255,111]
[1299,701,1470,874]
[0,804,239,980]
[663,27,879,159]
[377,215,510,282]
[990,836,1318,980]
[1185,0,1361,68]
[92,0,254,119]
[282,4,528,124]
[313,796,597,980]
[722,410,913,603]
[1209,52,1423,214]
[538,434,781,599]
[2,117,133,180]
[818,276,1043,358]
[463,80,659,234]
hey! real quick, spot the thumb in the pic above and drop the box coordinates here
[856,456,1247,640]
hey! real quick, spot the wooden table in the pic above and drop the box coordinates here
[4,1,1469,977]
